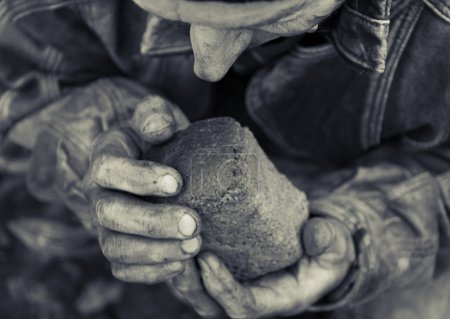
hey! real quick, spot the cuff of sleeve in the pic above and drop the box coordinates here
[306,197,380,311]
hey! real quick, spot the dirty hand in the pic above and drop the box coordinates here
[83,95,202,284]
[171,217,355,318]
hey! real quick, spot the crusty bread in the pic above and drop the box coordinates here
[146,117,309,281]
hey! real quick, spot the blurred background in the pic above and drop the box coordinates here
[0,170,201,319]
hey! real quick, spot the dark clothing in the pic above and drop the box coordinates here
[1,0,450,317]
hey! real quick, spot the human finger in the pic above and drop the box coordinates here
[171,260,223,318]
[111,261,185,285]
[198,253,259,319]
[94,190,200,239]
[197,253,314,318]
[302,217,355,268]
[88,151,182,196]
[131,95,189,143]
[98,228,201,264]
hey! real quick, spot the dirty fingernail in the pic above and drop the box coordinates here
[178,214,197,237]
[197,257,210,274]
[143,114,171,134]
[304,219,334,256]
[203,254,220,271]
[167,261,183,272]
[159,174,179,194]
[308,24,319,33]
[313,220,333,249]
[182,238,200,254]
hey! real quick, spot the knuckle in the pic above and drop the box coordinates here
[111,264,129,282]
[174,282,198,294]
[110,264,122,278]
[148,95,171,113]
[100,236,113,259]
[101,235,124,262]
[94,197,109,224]
[149,253,163,264]
[164,261,183,273]
[92,153,108,173]
[98,229,109,248]
[81,174,93,194]
[136,96,170,120]
[94,196,124,228]
[146,211,164,236]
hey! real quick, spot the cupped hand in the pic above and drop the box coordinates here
[171,217,355,318]
[83,95,202,284]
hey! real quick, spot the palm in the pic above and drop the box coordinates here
[170,218,355,319]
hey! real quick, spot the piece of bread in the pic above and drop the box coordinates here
[146,117,309,281]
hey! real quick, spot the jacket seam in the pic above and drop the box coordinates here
[437,171,450,188]
[344,3,391,24]
[0,91,14,130]
[1,0,90,22]
[142,45,193,56]
[388,172,434,198]
[331,35,383,72]
[331,4,390,73]
[363,2,424,149]
[41,47,64,73]
[423,0,450,23]
[0,3,8,25]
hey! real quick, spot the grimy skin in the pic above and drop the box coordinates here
[146,117,309,281]
[85,98,354,318]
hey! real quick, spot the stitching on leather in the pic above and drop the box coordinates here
[423,0,450,23]
[6,0,89,22]
[363,2,423,149]
[332,4,390,72]
[344,4,391,24]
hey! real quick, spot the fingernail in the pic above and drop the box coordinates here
[143,114,171,133]
[167,261,183,272]
[178,214,197,237]
[159,174,179,194]
[308,25,319,33]
[197,257,210,273]
[305,220,334,257]
[313,220,333,249]
[203,254,220,271]
[182,238,200,254]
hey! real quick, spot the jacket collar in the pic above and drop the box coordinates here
[331,0,392,73]
[140,0,393,73]
[140,14,191,56]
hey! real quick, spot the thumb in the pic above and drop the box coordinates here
[302,217,355,268]
[131,95,189,144]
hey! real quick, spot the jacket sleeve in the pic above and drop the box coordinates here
[305,141,450,310]
[0,2,151,227]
